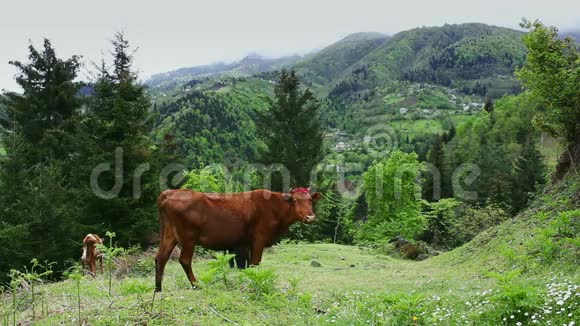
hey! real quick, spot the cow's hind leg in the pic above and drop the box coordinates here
[155,238,177,292]
[226,249,236,268]
[234,246,250,269]
[178,240,198,289]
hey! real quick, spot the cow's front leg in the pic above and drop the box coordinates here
[249,238,266,266]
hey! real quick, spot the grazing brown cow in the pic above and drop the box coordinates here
[155,187,322,292]
[81,234,103,275]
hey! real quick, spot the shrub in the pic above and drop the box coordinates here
[481,270,543,324]
[383,293,427,325]
[532,209,580,265]
[120,279,154,312]
[20,258,53,320]
[358,151,426,243]
[324,291,431,325]
[450,203,509,246]
[239,267,277,298]
[424,198,461,249]
[64,264,84,325]
[206,253,235,286]
[97,231,125,297]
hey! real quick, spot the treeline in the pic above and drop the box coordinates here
[0,35,169,281]
[424,95,546,214]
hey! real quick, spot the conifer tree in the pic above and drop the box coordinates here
[4,39,82,162]
[510,140,546,212]
[0,39,83,280]
[82,33,157,243]
[258,69,323,191]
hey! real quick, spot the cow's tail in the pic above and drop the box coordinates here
[82,234,93,262]
[81,243,87,261]
[157,190,170,237]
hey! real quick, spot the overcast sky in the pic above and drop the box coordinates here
[0,0,578,91]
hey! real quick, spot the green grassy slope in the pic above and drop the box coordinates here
[439,173,579,275]
[3,175,578,325]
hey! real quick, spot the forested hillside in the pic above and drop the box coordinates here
[152,85,269,168]
[334,23,526,97]
[293,32,389,90]
[146,24,530,168]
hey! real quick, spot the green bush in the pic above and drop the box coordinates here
[358,151,426,243]
[206,253,236,286]
[120,279,154,312]
[450,203,509,247]
[532,209,580,265]
[425,198,461,249]
[97,231,125,298]
[64,264,84,326]
[481,270,543,324]
[324,291,432,325]
[239,267,277,299]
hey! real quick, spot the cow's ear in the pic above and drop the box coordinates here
[282,193,292,201]
[311,192,323,201]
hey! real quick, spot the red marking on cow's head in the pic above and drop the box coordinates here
[284,188,323,223]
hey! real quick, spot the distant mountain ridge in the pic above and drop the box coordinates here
[561,29,580,42]
[147,23,527,100]
[148,23,533,149]
[325,23,527,99]
[143,22,541,177]
[146,54,301,88]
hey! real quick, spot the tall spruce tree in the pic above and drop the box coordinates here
[258,69,323,191]
[510,139,546,212]
[0,39,83,280]
[4,39,82,163]
[82,33,157,244]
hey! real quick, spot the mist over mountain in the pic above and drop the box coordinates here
[561,28,580,41]
[146,54,302,88]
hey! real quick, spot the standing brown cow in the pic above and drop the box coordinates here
[81,234,103,275]
[155,187,322,292]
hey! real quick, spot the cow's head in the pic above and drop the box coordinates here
[283,187,323,223]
